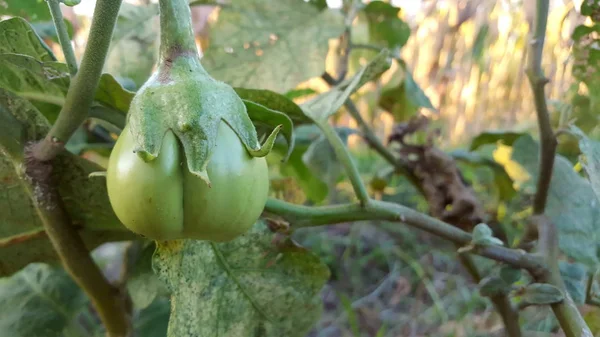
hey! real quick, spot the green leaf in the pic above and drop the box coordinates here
[126,242,170,310]
[0,89,133,276]
[302,50,391,122]
[572,24,600,41]
[570,126,600,205]
[471,223,503,246]
[470,130,525,151]
[0,263,87,337]
[511,134,600,266]
[234,87,311,125]
[31,19,75,45]
[364,1,410,49]
[154,221,330,337]
[201,0,344,91]
[559,261,587,305]
[0,53,132,123]
[0,0,52,22]
[521,283,564,305]
[0,17,55,61]
[499,266,522,285]
[278,126,329,203]
[303,134,344,186]
[105,2,159,87]
[471,24,489,64]
[451,149,516,200]
[479,276,510,297]
[242,100,295,159]
[581,0,600,17]
[379,67,435,121]
[284,88,317,100]
[133,297,171,337]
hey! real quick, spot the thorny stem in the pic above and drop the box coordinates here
[526,1,592,336]
[26,0,131,336]
[265,198,548,278]
[47,0,78,76]
[33,0,123,161]
[23,149,131,337]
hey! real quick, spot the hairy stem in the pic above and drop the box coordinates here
[47,0,78,76]
[316,120,371,206]
[34,0,123,161]
[526,1,591,335]
[158,0,199,60]
[23,149,131,337]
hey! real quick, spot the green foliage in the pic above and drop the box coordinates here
[511,135,600,267]
[378,68,435,121]
[520,283,564,306]
[153,221,330,337]
[201,0,344,91]
[0,89,133,276]
[0,0,51,22]
[302,50,391,123]
[0,263,88,337]
[469,130,525,151]
[363,1,410,50]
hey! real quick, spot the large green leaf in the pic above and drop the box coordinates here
[0,89,132,276]
[154,221,330,337]
[511,134,600,266]
[302,50,391,122]
[201,0,344,91]
[0,263,88,337]
[0,18,55,61]
[0,0,52,22]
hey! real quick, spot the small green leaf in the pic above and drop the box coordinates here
[471,223,503,247]
[378,67,435,121]
[302,50,391,122]
[242,99,295,159]
[61,0,81,6]
[235,87,311,125]
[479,276,510,297]
[134,298,171,337]
[153,221,330,337]
[202,0,344,91]
[363,1,410,49]
[0,264,88,336]
[470,130,525,151]
[31,19,75,45]
[521,283,564,305]
[499,266,522,285]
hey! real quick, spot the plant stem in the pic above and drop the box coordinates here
[23,149,131,337]
[47,0,78,76]
[158,0,199,61]
[265,198,547,277]
[33,0,123,161]
[350,43,384,53]
[526,1,591,335]
[526,0,556,216]
[317,120,371,206]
